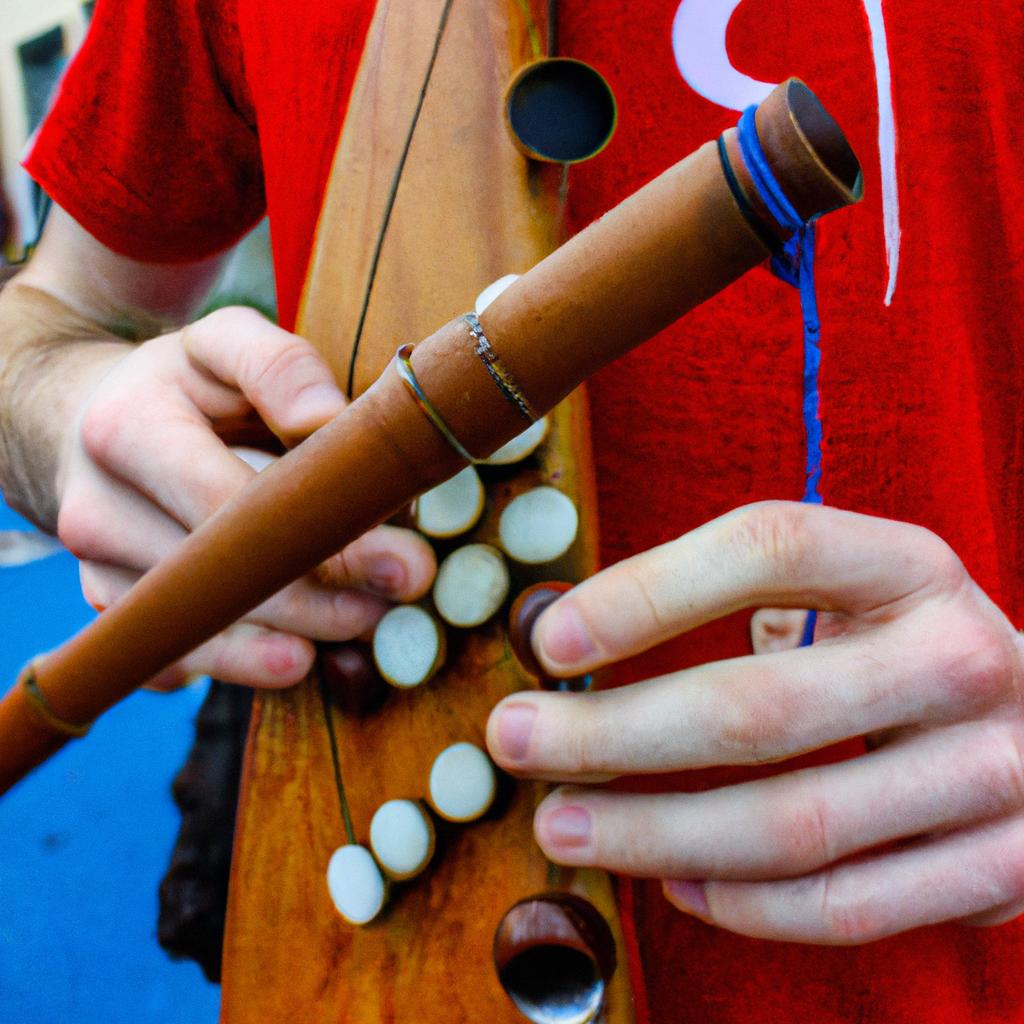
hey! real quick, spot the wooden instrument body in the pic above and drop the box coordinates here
[222,2,635,1020]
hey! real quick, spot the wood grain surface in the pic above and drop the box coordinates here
[222,2,635,1021]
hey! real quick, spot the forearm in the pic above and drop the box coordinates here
[0,278,130,530]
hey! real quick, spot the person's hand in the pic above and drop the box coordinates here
[486,501,1024,944]
[56,306,435,689]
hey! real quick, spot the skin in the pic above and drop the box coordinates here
[486,501,1024,944]
[0,208,436,689]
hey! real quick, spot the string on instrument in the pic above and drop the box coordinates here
[318,673,357,845]
[343,0,456,399]
[513,0,544,60]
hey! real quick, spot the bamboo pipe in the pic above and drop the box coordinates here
[0,78,862,794]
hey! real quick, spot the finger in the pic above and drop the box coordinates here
[529,721,1024,877]
[60,474,189,569]
[66,463,433,608]
[255,582,391,642]
[661,812,1024,944]
[89,403,425,563]
[488,604,1008,777]
[531,502,963,675]
[81,406,259,531]
[145,622,315,689]
[961,900,1024,927]
[316,525,437,602]
[83,559,392,643]
[750,607,809,654]
[181,306,346,441]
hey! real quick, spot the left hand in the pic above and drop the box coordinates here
[486,501,1024,944]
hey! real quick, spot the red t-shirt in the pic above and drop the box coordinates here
[26,0,1024,1021]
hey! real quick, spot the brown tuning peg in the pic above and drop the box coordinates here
[509,582,590,692]
[494,892,617,1024]
[318,642,389,716]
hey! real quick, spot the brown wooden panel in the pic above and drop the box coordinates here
[223,1,635,1020]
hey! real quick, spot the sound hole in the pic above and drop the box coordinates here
[506,59,616,164]
[494,894,616,1024]
[499,944,604,1024]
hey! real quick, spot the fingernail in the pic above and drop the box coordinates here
[664,880,709,918]
[540,603,595,667]
[497,702,537,761]
[541,805,592,849]
[367,556,407,597]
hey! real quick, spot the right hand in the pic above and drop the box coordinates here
[56,305,436,689]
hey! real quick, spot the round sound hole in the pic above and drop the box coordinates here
[499,944,603,1024]
[494,894,617,1024]
[505,59,617,164]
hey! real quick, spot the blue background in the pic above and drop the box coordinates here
[0,500,220,1022]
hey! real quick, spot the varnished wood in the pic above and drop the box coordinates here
[224,1,634,1020]
[298,0,564,396]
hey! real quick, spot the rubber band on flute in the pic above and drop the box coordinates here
[20,663,93,739]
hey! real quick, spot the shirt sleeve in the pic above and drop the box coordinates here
[23,0,265,263]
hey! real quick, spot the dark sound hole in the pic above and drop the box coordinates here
[507,60,616,164]
[499,944,604,1024]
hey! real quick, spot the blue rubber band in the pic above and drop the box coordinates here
[735,106,823,646]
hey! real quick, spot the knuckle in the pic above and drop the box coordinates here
[188,472,232,523]
[327,545,359,586]
[774,778,835,870]
[199,304,265,337]
[715,668,797,764]
[328,589,381,640]
[593,803,660,873]
[183,306,267,368]
[819,874,879,944]
[271,584,310,632]
[79,396,131,466]
[985,733,1024,816]
[314,547,366,593]
[910,527,966,595]
[731,501,808,578]
[205,638,240,683]
[57,491,106,558]
[247,335,321,402]
[623,560,670,636]
[935,612,1018,711]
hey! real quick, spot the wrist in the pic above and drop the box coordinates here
[0,279,131,530]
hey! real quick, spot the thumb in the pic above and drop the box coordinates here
[181,305,346,441]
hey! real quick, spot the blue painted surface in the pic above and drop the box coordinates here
[0,500,220,1023]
